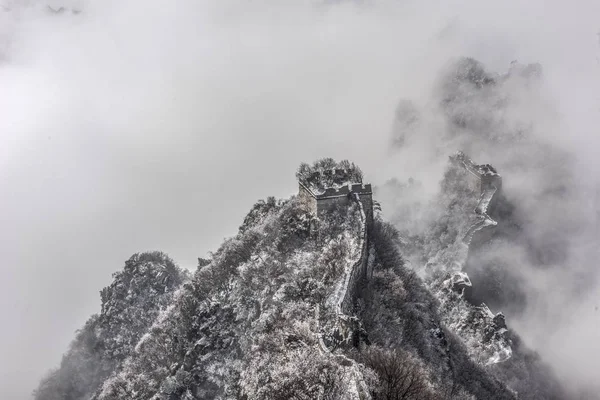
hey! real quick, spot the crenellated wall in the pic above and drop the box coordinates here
[317,183,373,198]
[307,182,373,350]
[299,181,374,227]
[451,151,502,247]
[339,193,370,317]
[438,152,513,366]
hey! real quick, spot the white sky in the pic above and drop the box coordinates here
[1,1,599,398]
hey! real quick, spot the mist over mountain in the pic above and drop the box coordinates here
[379,56,600,395]
[32,157,570,399]
[2,1,599,399]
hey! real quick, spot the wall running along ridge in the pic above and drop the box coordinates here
[453,151,502,247]
[441,151,512,365]
[306,186,373,400]
[298,180,374,330]
[301,179,374,349]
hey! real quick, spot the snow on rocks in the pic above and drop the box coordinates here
[423,152,512,366]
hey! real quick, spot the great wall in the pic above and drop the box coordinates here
[298,180,374,223]
[301,155,511,369]
[453,151,502,248]
[299,172,374,400]
[439,152,512,365]
[298,170,374,349]
[298,175,373,346]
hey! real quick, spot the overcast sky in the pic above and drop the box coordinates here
[1,0,599,398]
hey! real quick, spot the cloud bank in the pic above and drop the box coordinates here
[1,0,598,398]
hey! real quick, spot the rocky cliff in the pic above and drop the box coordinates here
[34,158,566,400]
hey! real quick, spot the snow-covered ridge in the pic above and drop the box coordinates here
[455,150,501,247]
[321,193,370,349]
[316,193,372,400]
[425,152,512,366]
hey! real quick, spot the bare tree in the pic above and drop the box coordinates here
[361,347,438,400]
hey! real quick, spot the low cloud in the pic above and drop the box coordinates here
[1,0,599,398]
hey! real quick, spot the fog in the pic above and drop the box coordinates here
[1,0,598,398]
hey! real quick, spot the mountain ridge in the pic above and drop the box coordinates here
[34,157,566,400]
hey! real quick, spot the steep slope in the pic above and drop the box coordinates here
[384,56,581,399]
[91,195,372,400]
[390,56,586,324]
[358,218,515,399]
[378,152,567,399]
[35,159,529,400]
[34,252,187,400]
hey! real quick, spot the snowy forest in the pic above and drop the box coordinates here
[34,151,570,399]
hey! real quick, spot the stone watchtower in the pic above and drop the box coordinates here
[298,168,374,226]
[451,151,502,214]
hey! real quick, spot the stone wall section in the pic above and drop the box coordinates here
[299,181,373,227]
[339,193,370,317]
[452,152,502,247]
[302,180,374,349]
